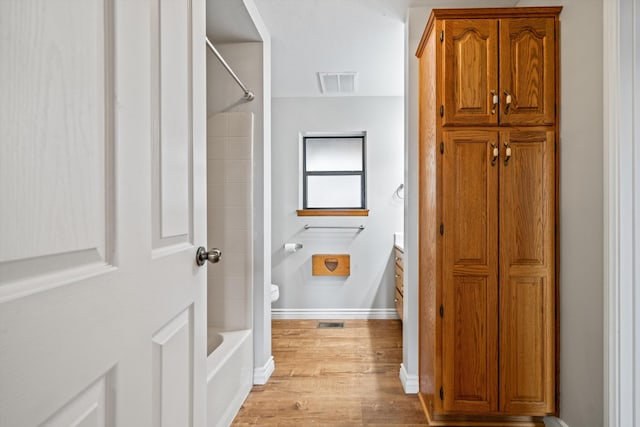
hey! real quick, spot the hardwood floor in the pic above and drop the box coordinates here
[231,320,427,426]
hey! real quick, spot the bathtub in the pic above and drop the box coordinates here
[207,328,253,427]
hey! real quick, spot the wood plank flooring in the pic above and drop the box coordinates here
[231,320,427,426]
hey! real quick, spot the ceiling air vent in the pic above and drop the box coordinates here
[318,72,357,95]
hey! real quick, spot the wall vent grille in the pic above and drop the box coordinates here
[318,72,357,94]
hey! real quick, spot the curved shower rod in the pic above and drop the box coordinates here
[205,37,255,102]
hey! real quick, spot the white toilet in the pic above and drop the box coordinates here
[270,284,279,303]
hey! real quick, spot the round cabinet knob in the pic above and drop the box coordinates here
[196,247,222,266]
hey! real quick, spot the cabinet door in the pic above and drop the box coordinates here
[499,18,556,126]
[441,130,499,413]
[499,130,556,414]
[442,20,499,126]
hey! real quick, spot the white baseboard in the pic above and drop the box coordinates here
[253,355,275,385]
[271,308,400,320]
[399,363,419,394]
[543,417,570,427]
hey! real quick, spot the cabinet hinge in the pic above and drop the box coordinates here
[439,304,444,318]
[440,142,444,154]
[440,105,444,117]
[440,30,444,42]
[440,224,444,236]
[439,386,444,400]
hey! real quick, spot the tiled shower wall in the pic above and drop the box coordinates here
[207,112,253,331]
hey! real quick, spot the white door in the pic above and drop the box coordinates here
[0,0,208,426]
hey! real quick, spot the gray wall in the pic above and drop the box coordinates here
[406,1,604,425]
[402,7,427,391]
[271,96,404,313]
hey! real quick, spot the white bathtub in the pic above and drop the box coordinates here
[207,328,253,427]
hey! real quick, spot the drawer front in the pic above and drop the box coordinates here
[394,247,404,270]
[395,288,403,321]
[395,264,404,295]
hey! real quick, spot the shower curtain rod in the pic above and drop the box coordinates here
[205,36,255,102]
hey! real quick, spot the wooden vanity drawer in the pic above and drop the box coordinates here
[394,264,404,295]
[395,288,403,321]
[393,246,404,321]
[394,247,404,270]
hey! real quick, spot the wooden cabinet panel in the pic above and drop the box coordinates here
[499,131,554,266]
[499,130,555,413]
[443,131,499,269]
[442,131,498,413]
[499,18,556,125]
[443,20,499,126]
[443,275,498,413]
[500,276,552,413]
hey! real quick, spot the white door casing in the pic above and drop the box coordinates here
[604,0,640,426]
[0,0,207,426]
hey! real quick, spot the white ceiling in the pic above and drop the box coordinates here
[253,0,407,97]
[207,0,520,98]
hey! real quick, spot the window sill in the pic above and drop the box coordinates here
[296,209,369,217]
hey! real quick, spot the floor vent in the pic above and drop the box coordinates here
[317,322,344,329]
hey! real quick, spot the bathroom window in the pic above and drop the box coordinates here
[298,134,368,216]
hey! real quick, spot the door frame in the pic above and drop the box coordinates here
[603,0,640,425]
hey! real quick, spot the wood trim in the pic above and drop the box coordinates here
[296,209,369,216]
[554,16,561,419]
[430,7,563,19]
[416,7,563,57]
[416,10,437,57]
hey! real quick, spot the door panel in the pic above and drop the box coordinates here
[442,131,498,413]
[152,308,194,427]
[155,0,192,241]
[0,0,207,425]
[41,374,112,427]
[503,137,546,264]
[502,277,546,400]
[0,0,112,300]
[499,130,555,413]
[499,18,556,125]
[443,20,498,126]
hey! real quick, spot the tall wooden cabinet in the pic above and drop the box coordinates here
[416,8,561,426]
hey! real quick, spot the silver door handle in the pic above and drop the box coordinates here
[196,247,222,266]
